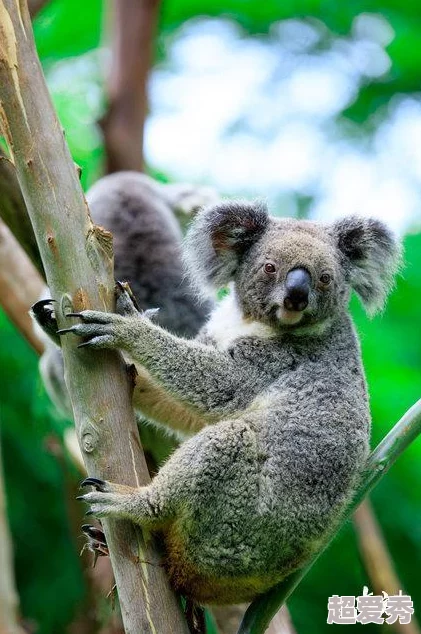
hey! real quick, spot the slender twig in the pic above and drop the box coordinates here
[0,1,188,632]
[100,0,161,173]
[238,398,421,634]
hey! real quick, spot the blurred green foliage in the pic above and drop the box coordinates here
[0,0,420,633]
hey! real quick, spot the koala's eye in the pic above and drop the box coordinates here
[264,262,276,275]
[319,273,332,285]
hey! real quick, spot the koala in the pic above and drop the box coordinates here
[33,171,215,417]
[55,202,400,606]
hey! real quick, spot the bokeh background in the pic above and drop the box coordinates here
[1,0,420,633]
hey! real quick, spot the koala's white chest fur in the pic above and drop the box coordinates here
[205,292,275,350]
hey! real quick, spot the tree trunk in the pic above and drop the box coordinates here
[0,2,188,632]
[100,0,160,173]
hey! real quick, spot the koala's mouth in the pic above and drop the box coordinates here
[275,306,304,326]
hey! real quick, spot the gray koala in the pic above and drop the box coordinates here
[57,201,400,606]
[33,171,215,417]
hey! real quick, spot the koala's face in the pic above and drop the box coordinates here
[236,219,346,331]
[185,201,401,332]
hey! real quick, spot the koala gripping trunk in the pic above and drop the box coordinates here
[0,2,188,633]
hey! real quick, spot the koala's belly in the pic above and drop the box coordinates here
[163,523,288,605]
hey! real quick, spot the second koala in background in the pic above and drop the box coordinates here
[34,171,215,417]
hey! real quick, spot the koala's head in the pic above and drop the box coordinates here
[185,201,401,332]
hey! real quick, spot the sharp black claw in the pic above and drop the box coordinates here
[76,495,85,501]
[81,477,106,490]
[66,312,83,318]
[115,280,140,311]
[85,510,94,516]
[31,298,60,346]
[81,524,110,560]
[77,341,92,348]
[31,298,57,310]
[81,524,107,545]
[57,328,74,335]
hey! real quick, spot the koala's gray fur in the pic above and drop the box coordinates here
[34,172,215,416]
[86,172,214,336]
[68,202,400,605]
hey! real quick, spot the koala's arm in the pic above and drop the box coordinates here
[133,368,208,434]
[60,310,261,426]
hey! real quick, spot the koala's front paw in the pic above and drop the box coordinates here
[57,309,130,350]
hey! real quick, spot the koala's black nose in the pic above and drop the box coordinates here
[284,268,311,312]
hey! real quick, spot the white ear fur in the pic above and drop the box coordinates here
[184,200,269,296]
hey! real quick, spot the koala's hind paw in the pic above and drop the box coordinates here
[81,477,108,491]
[78,478,138,519]
[77,491,132,519]
[80,477,135,494]
[31,298,60,346]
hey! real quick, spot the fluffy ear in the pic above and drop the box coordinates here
[184,200,269,292]
[332,216,402,315]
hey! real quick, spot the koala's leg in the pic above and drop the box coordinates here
[77,477,174,528]
[58,287,260,425]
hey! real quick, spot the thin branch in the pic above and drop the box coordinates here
[0,218,44,353]
[353,499,420,634]
[212,605,295,634]
[266,607,296,634]
[100,0,160,173]
[0,148,43,275]
[27,0,50,18]
[238,398,421,634]
[0,2,188,632]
